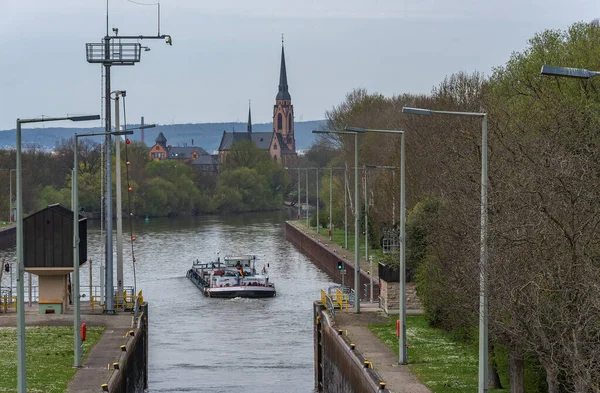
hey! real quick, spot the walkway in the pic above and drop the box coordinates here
[290,220,431,393]
[0,303,134,393]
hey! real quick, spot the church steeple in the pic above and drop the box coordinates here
[247,100,252,134]
[273,35,296,157]
[276,38,291,101]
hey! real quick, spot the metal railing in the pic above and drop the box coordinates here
[86,42,142,65]
[0,285,138,313]
[321,286,352,319]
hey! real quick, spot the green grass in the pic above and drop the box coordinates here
[0,326,104,393]
[296,220,385,262]
[370,315,509,393]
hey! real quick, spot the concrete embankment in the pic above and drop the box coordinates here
[285,221,377,300]
[287,220,431,393]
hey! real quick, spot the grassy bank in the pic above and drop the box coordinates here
[370,315,509,393]
[296,220,384,263]
[0,326,104,392]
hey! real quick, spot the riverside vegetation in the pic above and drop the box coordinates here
[308,21,600,392]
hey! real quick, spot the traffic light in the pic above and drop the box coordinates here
[4,263,9,273]
[337,261,343,270]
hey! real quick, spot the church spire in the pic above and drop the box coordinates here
[276,35,291,101]
[247,100,252,134]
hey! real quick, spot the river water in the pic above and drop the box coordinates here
[137,212,333,393]
[0,211,333,393]
[92,212,332,393]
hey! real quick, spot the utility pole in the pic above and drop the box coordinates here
[316,169,319,234]
[86,2,172,313]
[115,91,124,301]
[141,116,145,144]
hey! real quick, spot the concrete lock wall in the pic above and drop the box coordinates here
[107,304,149,393]
[313,303,388,393]
[285,222,371,297]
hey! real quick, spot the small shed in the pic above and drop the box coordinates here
[23,204,87,314]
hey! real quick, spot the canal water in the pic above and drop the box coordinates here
[2,211,333,393]
[137,212,334,393]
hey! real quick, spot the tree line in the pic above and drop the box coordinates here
[0,138,290,219]
[312,21,600,393]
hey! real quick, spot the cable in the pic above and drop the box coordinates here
[121,95,138,295]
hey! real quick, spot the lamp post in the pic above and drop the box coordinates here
[344,165,348,249]
[346,127,406,363]
[402,107,488,390]
[363,165,369,292]
[298,168,301,219]
[306,168,309,227]
[329,168,333,240]
[540,65,600,79]
[9,169,16,223]
[313,129,363,312]
[316,168,319,233]
[15,114,99,392]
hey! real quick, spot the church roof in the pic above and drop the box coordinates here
[219,131,273,151]
[247,102,252,133]
[155,132,167,144]
[276,44,291,101]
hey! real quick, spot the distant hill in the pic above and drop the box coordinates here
[0,120,326,153]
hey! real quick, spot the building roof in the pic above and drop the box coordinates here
[219,131,273,151]
[167,146,209,159]
[190,154,219,166]
[276,44,291,101]
[155,132,167,145]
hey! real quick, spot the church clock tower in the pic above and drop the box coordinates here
[273,39,295,153]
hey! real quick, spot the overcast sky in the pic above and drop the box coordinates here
[0,0,597,131]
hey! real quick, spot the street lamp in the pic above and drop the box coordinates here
[346,126,406,364]
[15,114,99,393]
[9,169,16,223]
[402,106,488,391]
[313,129,364,313]
[540,65,600,79]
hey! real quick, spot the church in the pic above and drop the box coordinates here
[218,41,298,167]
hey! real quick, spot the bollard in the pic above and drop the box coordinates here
[364,361,370,368]
[101,383,108,391]
[350,343,355,351]
[113,362,119,370]
[338,329,343,335]
[120,345,126,352]
[379,381,386,390]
